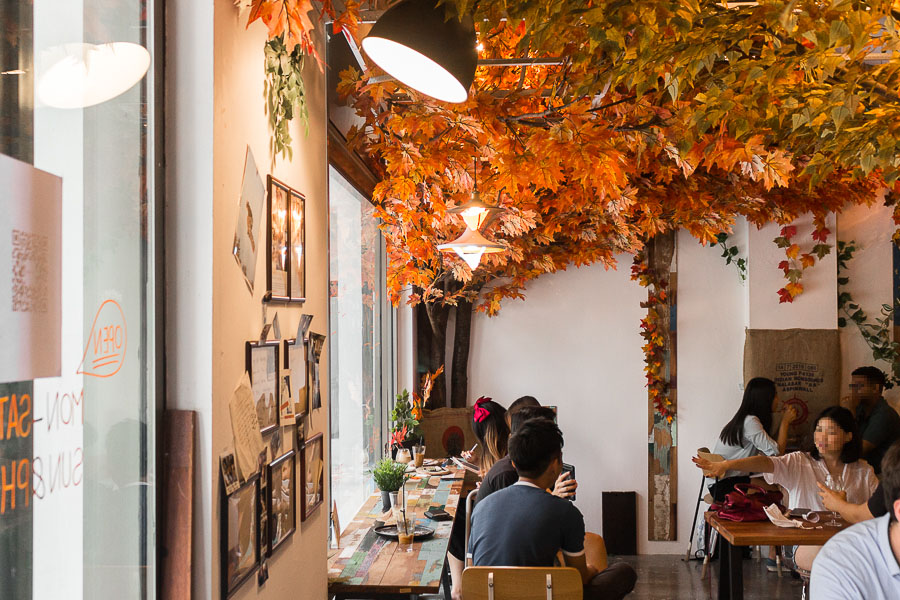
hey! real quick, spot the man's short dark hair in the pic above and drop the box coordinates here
[510,406,557,433]
[508,395,540,414]
[881,440,900,522]
[852,366,886,389]
[509,418,564,479]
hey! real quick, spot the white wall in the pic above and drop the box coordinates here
[168,3,330,599]
[458,205,892,554]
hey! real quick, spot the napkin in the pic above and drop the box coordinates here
[764,504,802,528]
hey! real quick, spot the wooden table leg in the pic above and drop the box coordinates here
[718,537,731,600]
[727,542,743,600]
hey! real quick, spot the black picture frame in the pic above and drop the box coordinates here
[300,432,325,521]
[283,338,309,419]
[221,474,260,598]
[266,449,296,555]
[245,340,280,435]
[265,175,306,303]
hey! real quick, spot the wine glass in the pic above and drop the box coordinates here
[824,474,844,527]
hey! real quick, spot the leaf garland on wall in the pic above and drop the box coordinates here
[264,35,308,162]
[632,250,673,420]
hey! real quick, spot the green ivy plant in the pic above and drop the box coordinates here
[836,240,900,387]
[264,35,308,162]
[712,233,746,282]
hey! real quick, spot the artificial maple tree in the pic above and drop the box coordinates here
[245,0,900,406]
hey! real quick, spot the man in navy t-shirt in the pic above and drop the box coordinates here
[468,418,636,600]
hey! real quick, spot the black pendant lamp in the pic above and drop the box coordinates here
[362,0,478,103]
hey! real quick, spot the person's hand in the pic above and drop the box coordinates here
[693,455,728,478]
[782,405,800,426]
[839,395,858,412]
[552,471,578,498]
[816,481,847,512]
[461,450,475,462]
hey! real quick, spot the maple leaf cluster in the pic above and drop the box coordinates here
[631,251,674,420]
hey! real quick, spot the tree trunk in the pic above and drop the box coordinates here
[450,296,477,408]
[424,300,449,407]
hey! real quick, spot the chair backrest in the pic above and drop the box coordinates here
[461,567,583,600]
[464,490,476,566]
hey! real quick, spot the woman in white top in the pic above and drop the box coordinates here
[712,377,799,477]
[696,406,878,510]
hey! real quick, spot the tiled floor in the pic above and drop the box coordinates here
[613,554,805,599]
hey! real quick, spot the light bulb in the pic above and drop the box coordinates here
[455,247,485,269]
[460,207,490,230]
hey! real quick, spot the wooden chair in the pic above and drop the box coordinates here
[461,567,583,600]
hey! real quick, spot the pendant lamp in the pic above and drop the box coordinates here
[448,190,505,231]
[361,0,477,103]
[438,227,504,270]
[38,42,151,109]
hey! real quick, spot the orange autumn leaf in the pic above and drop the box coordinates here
[800,253,816,269]
[786,244,801,259]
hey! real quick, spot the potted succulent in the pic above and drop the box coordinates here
[372,456,408,511]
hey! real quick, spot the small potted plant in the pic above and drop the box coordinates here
[372,457,408,511]
[390,389,423,459]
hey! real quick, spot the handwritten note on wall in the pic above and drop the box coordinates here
[229,373,264,482]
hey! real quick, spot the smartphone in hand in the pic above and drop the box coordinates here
[562,463,576,501]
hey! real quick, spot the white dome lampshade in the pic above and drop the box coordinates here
[437,227,504,270]
[38,42,151,109]
[448,190,505,231]
[361,0,477,103]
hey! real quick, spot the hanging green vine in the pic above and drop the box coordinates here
[712,233,746,282]
[837,240,900,387]
[264,35,308,162]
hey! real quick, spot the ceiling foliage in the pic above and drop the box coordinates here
[250,0,900,312]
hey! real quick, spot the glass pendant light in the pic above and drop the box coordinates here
[438,227,504,269]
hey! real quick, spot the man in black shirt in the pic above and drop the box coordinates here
[843,366,900,474]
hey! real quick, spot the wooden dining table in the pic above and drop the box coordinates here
[328,465,471,599]
[705,511,848,600]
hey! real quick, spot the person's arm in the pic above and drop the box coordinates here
[816,482,874,523]
[562,552,599,585]
[774,406,800,455]
[860,440,876,457]
[693,454,775,479]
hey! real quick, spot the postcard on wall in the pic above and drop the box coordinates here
[248,342,279,434]
[229,372,265,481]
[308,332,326,410]
[221,450,241,494]
[0,154,62,382]
[279,374,296,423]
[232,146,266,293]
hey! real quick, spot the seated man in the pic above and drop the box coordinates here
[468,419,636,600]
[810,440,900,599]
[477,405,576,503]
[842,366,900,475]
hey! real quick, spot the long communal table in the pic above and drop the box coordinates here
[328,467,470,599]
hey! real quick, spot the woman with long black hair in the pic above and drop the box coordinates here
[712,377,799,478]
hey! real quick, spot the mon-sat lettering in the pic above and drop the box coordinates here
[0,393,31,440]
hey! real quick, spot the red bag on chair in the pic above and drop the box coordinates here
[710,483,784,522]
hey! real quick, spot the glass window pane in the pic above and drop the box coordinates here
[1,1,157,598]
[328,167,391,529]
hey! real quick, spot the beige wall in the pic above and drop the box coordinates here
[169,2,331,598]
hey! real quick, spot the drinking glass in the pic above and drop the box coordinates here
[413,445,426,467]
[824,474,844,527]
[397,516,415,552]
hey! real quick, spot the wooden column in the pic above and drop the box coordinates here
[648,232,677,541]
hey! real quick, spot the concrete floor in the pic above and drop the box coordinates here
[612,554,805,600]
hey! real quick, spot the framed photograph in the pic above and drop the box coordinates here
[283,338,308,418]
[245,341,280,435]
[266,450,296,555]
[300,432,325,521]
[221,474,260,598]
[265,176,306,303]
[288,189,306,302]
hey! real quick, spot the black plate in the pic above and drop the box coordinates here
[373,524,435,540]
